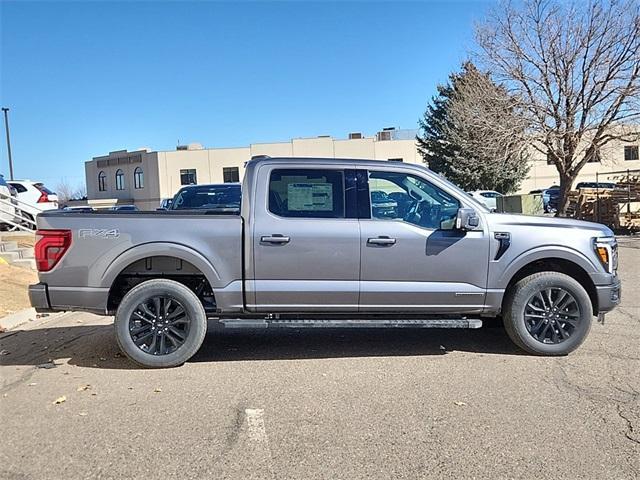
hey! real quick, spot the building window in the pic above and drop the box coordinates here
[134,167,144,189]
[624,145,639,161]
[115,169,125,190]
[546,152,555,165]
[388,158,403,162]
[98,171,106,191]
[223,167,240,183]
[180,169,197,185]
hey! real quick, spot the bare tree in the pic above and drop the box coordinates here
[73,183,87,200]
[476,0,640,214]
[55,179,75,204]
[55,179,87,204]
[418,62,530,193]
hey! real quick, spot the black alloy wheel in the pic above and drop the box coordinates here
[524,287,580,344]
[129,296,191,355]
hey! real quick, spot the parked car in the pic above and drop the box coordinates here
[0,174,21,230]
[29,157,621,367]
[545,186,560,212]
[370,190,398,218]
[576,182,617,190]
[171,183,241,213]
[467,190,503,210]
[531,186,561,213]
[109,205,139,212]
[159,198,174,210]
[62,206,96,213]
[7,180,58,221]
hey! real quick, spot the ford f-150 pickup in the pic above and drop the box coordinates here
[29,157,621,367]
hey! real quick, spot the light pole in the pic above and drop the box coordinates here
[2,107,14,180]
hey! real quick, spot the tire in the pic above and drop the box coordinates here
[503,272,593,356]
[114,279,207,368]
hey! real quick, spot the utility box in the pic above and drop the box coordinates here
[496,194,544,215]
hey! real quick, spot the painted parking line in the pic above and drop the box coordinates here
[245,408,275,478]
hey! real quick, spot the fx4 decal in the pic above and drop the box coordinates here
[78,228,120,239]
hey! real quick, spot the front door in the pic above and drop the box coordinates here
[359,168,490,313]
[251,165,360,312]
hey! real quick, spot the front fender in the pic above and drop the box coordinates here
[495,245,599,289]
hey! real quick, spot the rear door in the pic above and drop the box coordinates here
[250,164,361,312]
[359,166,490,313]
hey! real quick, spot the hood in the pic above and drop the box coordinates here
[486,213,614,236]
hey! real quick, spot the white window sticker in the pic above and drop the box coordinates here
[287,183,333,211]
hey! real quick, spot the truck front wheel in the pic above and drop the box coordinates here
[114,279,208,368]
[503,272,593,356]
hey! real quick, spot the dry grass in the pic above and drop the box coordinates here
[1,233,36,248]
[0,263,38,318]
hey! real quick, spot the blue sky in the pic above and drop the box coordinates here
[0,0,490,187]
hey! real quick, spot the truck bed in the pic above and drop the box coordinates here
[34,210,244,313]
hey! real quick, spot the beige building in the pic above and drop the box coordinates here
[521,127,640,192]
[85,129,423,210]
[85,127,640,210]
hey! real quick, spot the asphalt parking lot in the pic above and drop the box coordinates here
[1,238,639,480]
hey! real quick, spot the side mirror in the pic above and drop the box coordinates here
[455,208,480,230]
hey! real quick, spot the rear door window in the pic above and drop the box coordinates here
[269,169,345,218]
[34,183,55,194]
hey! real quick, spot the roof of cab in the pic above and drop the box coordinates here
[245,156,425,169]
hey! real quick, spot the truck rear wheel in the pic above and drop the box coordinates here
[503,272,592,356]
[114,279,207,368]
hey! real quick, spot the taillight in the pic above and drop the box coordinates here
[37,192,50,203]
[35,229,72,272]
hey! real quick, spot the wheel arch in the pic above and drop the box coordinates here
[103,243,221,314]
[501,257,598,315]
[102,242,221,288]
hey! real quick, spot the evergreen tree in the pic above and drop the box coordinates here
[418,62,530,194]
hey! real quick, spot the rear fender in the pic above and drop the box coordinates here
[101,242,221,290]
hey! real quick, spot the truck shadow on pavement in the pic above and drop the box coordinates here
[0,321,524,370]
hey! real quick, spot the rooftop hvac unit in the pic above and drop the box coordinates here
[349,132,363,139]
[377,130,392,141]
[176,143,204,151]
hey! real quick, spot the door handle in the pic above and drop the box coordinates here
[367,236,396,246]
[261,235,290,244]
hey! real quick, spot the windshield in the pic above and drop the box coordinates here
[480,191,502,198]
[172,184,241,211]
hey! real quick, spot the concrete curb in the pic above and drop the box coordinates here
[0,307,39,331]
[0,308,66,332]
[0,308,73,336]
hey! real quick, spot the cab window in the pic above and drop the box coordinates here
[269,169,345,218]
[368,171,459,229]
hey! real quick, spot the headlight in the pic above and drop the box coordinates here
[593,236,617,274]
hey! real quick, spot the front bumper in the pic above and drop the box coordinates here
[595,277,621,313]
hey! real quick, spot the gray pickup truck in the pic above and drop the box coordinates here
[30,157,621,367]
